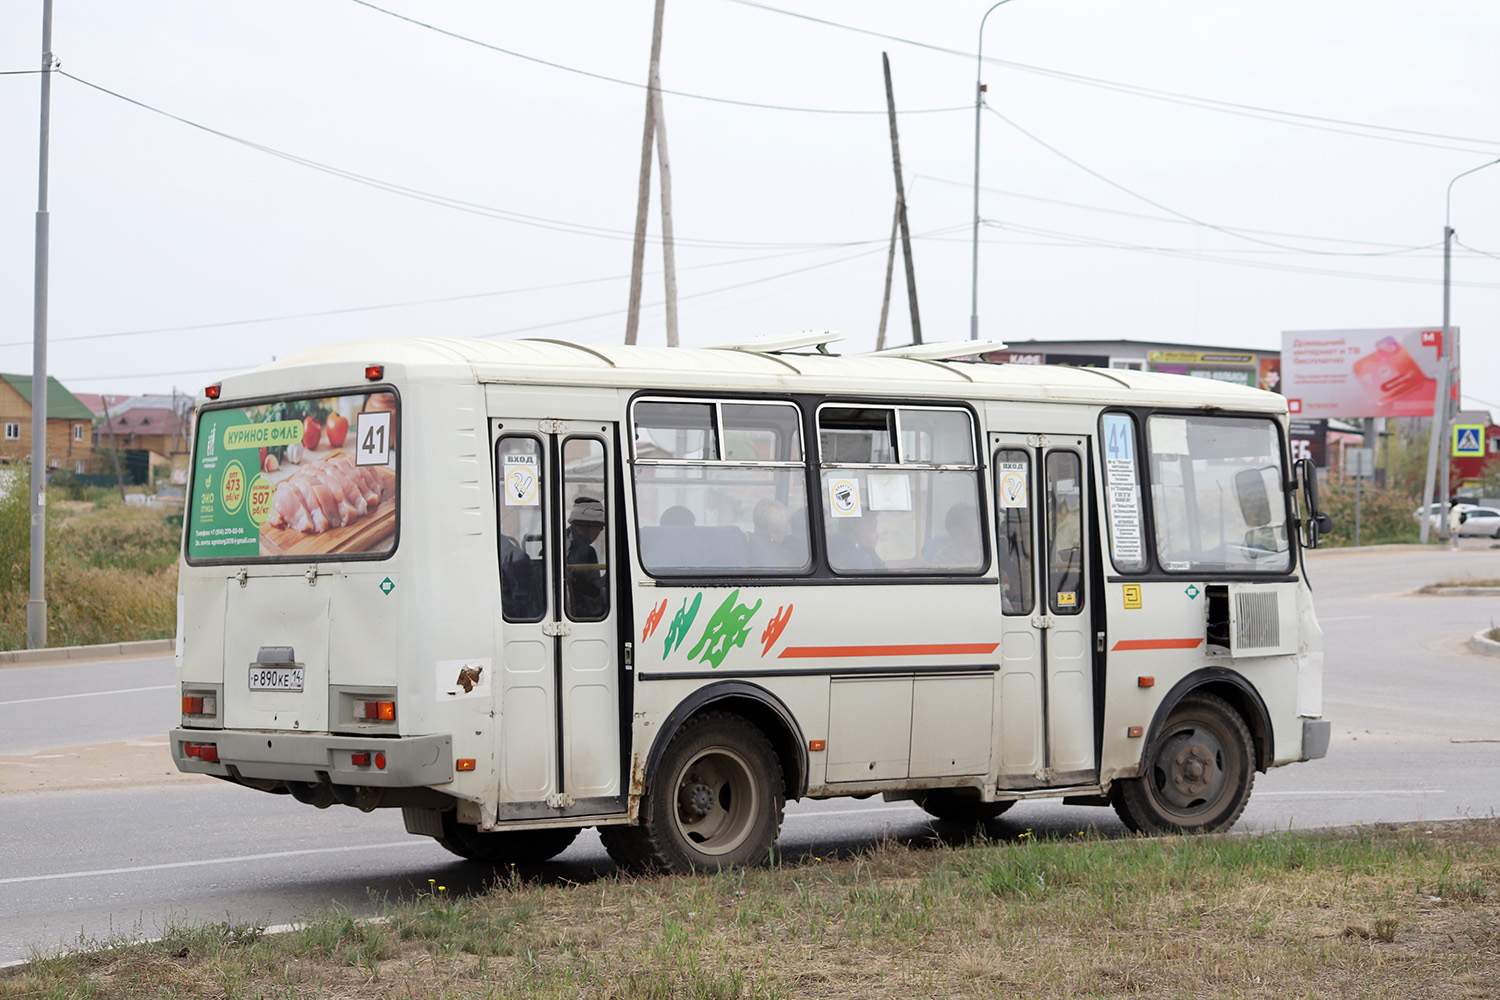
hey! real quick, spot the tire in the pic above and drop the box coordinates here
[435,811,581,865]
[1111,692,1255,835]
[916,788,1014,825]
[602,712,784,874]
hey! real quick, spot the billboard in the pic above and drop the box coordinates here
[1281,327,1451,419]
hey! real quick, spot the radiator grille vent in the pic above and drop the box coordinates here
[1234,591,1281,650]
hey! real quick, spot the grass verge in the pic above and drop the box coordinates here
[5,820,1498,999]
[0,483,179,650]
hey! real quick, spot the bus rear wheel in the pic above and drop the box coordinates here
[602,712,784,874]
[1111,692,1254,835]
[436,812,581,865]
[916,788,1014,825]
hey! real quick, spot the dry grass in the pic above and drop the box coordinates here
[0,489,179,650]
[5,819,1498,999]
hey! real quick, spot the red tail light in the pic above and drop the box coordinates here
[183,742,219,763]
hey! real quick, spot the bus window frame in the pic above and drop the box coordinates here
[630,394,813,579]
[814,400,990,577]
[1098,407,1299,580]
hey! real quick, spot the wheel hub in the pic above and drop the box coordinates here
[678,780,716,821]
[1172,745,1213,796]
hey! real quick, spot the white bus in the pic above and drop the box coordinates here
[172,332,1331,872]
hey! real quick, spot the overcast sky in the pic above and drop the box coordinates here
[2,1,1498,418]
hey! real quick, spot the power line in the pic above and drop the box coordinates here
[722,0,1500,154]
[59,72,895,253]
[0,243,885,350]
[985,219,1500,288]
[345,0,966,117]
[985,105,1436,258]
[916,172,1446,254]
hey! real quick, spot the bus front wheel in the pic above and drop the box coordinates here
[1111,692,1255,835]
[603,712,784,874]
[436,812,581,865]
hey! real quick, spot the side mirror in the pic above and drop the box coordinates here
[1295,457,1331,549]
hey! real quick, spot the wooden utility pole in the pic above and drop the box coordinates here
[652,81,678,346]
[882,52,921,345]
[99,397,127,502]
[624,0,666,345]
[875,199,898,350]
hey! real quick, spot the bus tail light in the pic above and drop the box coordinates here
[355,700,396,722]
[182,694,217,716]
[351,751,370,767]
[183,742,219,763]
[203,383,221,400]
[364,365,384,381]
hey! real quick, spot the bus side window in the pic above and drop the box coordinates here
[1046,452,1084,616]
[497,436,547,622]
[994,448,1033,615]
[563,438,610,622]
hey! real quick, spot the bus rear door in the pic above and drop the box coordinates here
[494,421,625,820]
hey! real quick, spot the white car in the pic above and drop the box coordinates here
[1414,501,1479,532]
[1454,506,1500,538]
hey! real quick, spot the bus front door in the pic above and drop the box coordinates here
[494,422,624,820]
[990,433,1097,789]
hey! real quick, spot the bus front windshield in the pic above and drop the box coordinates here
[1147,415,1291,574]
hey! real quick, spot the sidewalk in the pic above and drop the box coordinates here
[0,638,175,669]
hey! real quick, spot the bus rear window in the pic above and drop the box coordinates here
[186,390,398,563]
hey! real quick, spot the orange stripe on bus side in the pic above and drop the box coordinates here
[778,642,1000,659]
[1111,638,1205,651]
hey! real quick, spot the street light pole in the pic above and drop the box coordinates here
[970,0,1015,341]
[1418,157,1500,546]
[27,0,56,649]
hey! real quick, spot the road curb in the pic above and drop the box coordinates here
[1469,630,1500,659]
[0,638,175,668]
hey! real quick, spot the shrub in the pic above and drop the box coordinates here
[1316,473,1421,546]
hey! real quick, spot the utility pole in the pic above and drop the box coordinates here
[652,81,679,346]
[624,0,666,346]
[27,0,56,649]
[882,53,921,344]
[100,398,127,503]
[875,200,898,350]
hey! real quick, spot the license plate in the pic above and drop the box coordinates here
[249,666,304,692]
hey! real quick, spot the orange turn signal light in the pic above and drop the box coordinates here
[1138,676,1155,688]
[364,365,384,381]
[1127,726,1144,739]
[456,758,477,772]
[808,739,827,752]
[203,384,221,400]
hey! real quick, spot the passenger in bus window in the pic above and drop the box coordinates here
[660,505,696,527]
[927,502,982,570]
[499,505,545,621]
[565,497,608,618]
[750,498,796,568]
[830,514,884,571]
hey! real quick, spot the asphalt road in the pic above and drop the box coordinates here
[3,543,1499,965]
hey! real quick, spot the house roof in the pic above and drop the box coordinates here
[74,392,135,417]
[102,406,183,437]
[0,373,95,421]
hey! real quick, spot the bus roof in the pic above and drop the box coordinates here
[225,337,1286,414]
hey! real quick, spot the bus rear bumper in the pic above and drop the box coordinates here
[1300,719,1331,761]
[170,728,454,787]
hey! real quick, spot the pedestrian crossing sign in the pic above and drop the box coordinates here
[1452,424,1485,458]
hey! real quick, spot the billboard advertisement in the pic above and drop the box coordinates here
[187,390,398,562]
[1281,327,1452,419]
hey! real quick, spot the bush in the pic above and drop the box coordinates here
[1316,474,1422,546]
[0,475,180,650]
